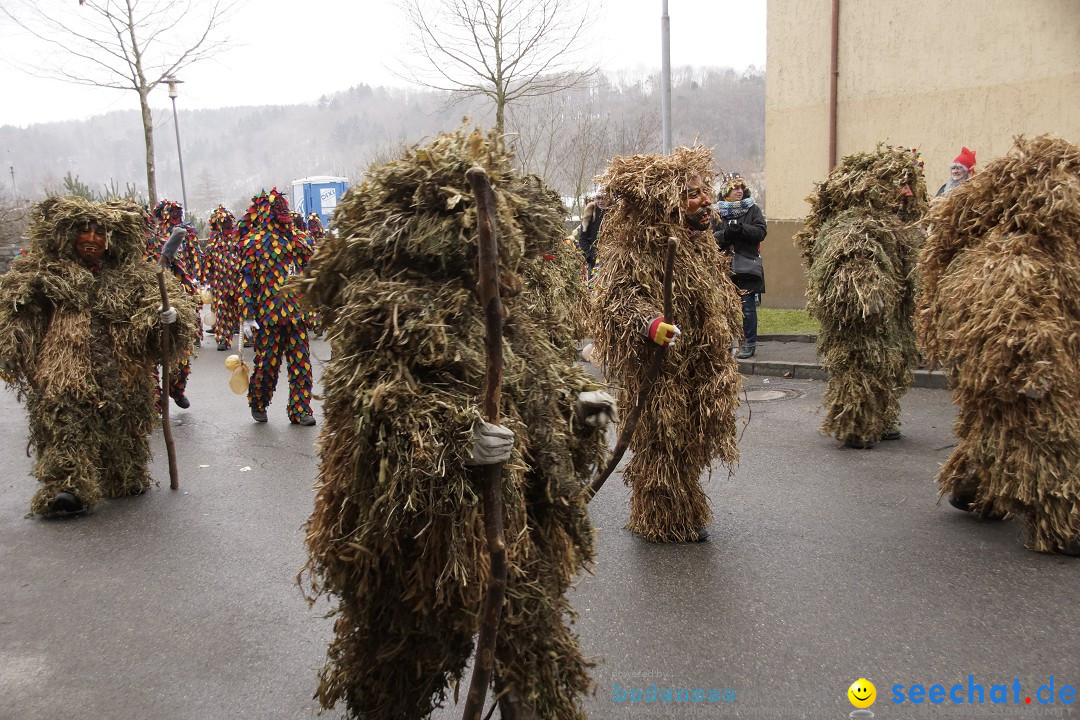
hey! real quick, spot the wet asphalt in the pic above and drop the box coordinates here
[0,337,1076,720]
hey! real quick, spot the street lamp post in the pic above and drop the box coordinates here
[661,0,672,154]
[165,76,189,220]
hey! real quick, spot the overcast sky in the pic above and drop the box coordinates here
[0,0,766,128]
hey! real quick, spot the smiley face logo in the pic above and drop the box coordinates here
[848,678,876,709]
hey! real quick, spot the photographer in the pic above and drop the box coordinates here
[713,173,767,358]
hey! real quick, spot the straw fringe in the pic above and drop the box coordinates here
[590,147,743,543]
[795,146,926,442]
[297,127,605,719]
[917,135,1080,552]
[0,196,197,513]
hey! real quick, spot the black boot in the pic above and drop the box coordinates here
[48,492,86,517]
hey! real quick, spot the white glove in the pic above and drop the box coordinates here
[241,318,259,335]
[159,306,177,324]
[466,421,514,466]
[575,390,618,428]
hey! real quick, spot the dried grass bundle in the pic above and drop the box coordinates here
[795,146,926,442]
[917,135,1080,552]
[0,196,197,513]
[590,147,743,543]
[296,127,606,719]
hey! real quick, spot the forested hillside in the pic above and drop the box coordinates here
[1,66,764,224]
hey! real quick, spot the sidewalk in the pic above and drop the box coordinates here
[742,335,948,389]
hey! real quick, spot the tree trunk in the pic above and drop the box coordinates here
[139,86,157,203]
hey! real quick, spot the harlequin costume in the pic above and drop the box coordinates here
[204,206,243,351]
[303,213,326,336]
[305,212,325,244]
[0,197,197,516]
[177,222,205,287]
[238,189,315,425]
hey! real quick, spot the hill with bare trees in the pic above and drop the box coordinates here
[1,67,764,233]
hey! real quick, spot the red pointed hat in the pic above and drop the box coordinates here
[953,147,976,171]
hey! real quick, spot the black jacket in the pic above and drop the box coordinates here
[713,203,767,293]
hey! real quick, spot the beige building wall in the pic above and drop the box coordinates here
[763,0,1080,308]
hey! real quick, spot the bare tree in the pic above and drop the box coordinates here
[0,0,238,203]
[0,187,30,251]
[399,0,597,135]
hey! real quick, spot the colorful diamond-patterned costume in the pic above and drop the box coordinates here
[304,213,326,336]
[148,199,200,403]
[238,189,314,423]
[204,206,243,350]
[177,222,205,287]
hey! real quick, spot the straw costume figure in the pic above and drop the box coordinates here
[0,197,197,516]
[204,206,243,351]
[917,135,1080,556]
[795,146,926,449]
[238,189,315,425]
[298,128,614,720]
[591,146,744,543]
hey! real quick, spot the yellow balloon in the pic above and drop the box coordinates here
[224,354,241,371]
[848,679,876,709]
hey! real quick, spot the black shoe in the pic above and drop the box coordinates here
[251,408,268,423]
[172,394,190,409]
[845,435,874,449]
[737,346,755,359]
[127,484,147,497]
[948,492,975,512]
[882,427,901,441]
[217,340,230,351]
[693,527,709,542]
[292,414,316,426]
[49,492,86,516]
[1058,540,1080,557]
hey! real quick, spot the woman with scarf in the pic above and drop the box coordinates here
[713,173,767,358]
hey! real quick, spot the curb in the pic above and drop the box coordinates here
[756,334,817,343]
[739,359,949,390]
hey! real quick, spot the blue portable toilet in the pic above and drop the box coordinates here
[290,176,349,228]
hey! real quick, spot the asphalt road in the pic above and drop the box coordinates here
[1,338,1076,720]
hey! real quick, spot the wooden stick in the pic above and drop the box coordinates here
[156,263,180,490]
[461,166,507,720]
[582,237,678,503]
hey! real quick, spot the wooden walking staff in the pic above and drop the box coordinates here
[582,237,678,503]
[155,226,187,490]
[461,166,508,720]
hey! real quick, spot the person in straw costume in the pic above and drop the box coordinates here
[917,134,1080,556]
[795,145,926,449]
[590,146,744,543]
[0,197,197,517]
[147,198,200,408]
[296,127,616,719]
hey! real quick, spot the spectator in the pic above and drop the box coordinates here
[935,147,976,197]
[713,172,767,358]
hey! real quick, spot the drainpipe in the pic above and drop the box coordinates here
[828,0,840,170]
